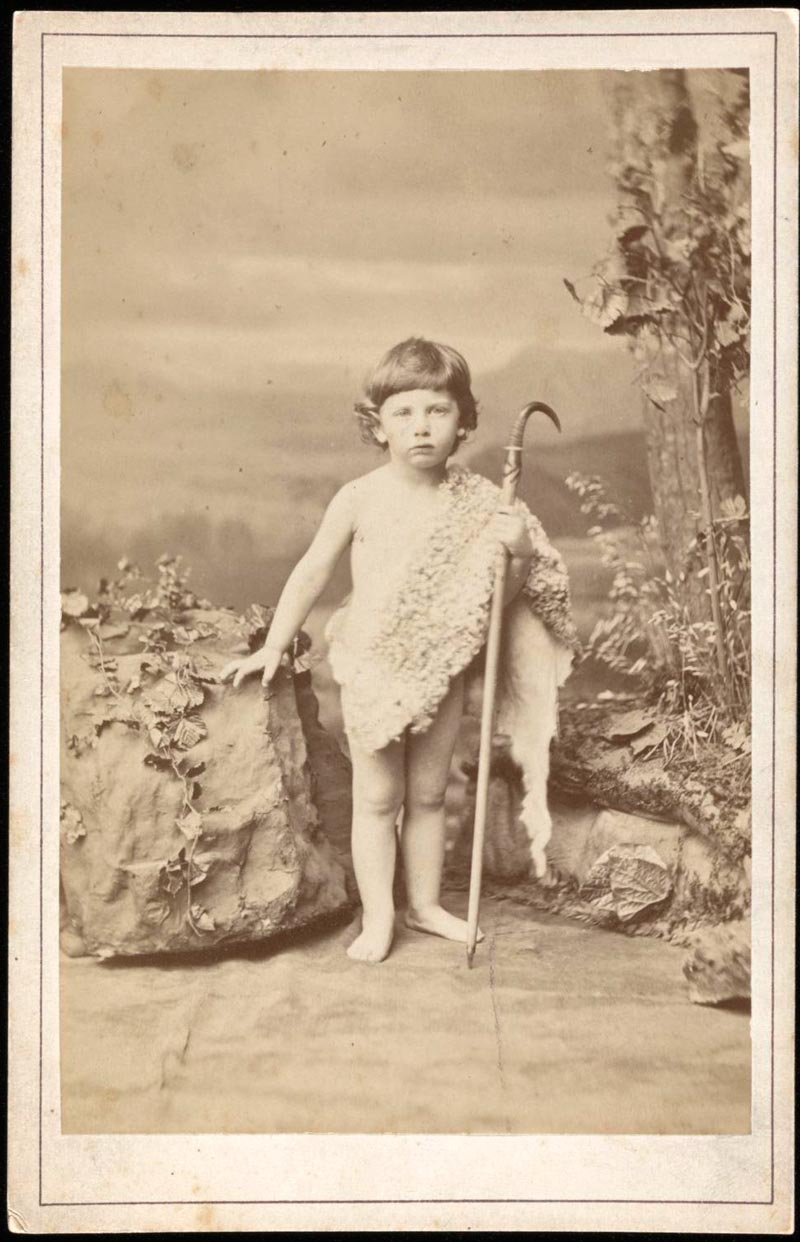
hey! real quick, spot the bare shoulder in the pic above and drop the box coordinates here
[344,464,391,513]
[325,476,362,519]
[321,468,382,532]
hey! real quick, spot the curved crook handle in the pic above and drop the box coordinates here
[501,401,562,503]
[509,400,562,446]
[465,397,563,967]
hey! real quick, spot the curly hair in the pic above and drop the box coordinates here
[354,337,479,452]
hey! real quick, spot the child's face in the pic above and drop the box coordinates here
[376,388,461,468]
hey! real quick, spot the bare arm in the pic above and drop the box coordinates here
[489,507,535,606]
[502,554,533,605]
[221,481,358,687]
[262,481,358,653]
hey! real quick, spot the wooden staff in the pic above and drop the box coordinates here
[466,401,562,967]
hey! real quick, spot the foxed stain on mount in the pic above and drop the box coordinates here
[102,380,134,422]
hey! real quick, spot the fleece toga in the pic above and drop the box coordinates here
[324,463,579,877]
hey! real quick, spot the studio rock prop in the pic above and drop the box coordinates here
[60,563,354,959]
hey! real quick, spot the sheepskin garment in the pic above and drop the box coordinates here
[325,463,579,874]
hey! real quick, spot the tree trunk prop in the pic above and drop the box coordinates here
[606,69,750,630]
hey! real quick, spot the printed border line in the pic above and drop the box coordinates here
[39,27,779,1211]
[39,26,45,1214]
[40,1197,774,1208]
[770,27,778,1207]
[42,31,779,39]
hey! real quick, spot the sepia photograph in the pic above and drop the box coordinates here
[9,9,796,1234]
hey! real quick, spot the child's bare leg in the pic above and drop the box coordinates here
[402,674,483,943]
[346,736,404,963]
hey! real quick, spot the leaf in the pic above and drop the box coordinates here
[61,589,90,618]
[291,649,321,675]
[581,283,628,329]
[722,721,751,753]
[716,317,748,349]
[97,622,130,642]
[176,808,203,840]
[640,374,678,407]
[617,224,649,247]
[664,236,694,264]
[600,708,657,741]
[144,751,173,771]
[604,313,659,337]
[125,593,148,617]
[189,858,210,885]
[630,720,668,755]
[172,625,201,645]
[563,277,580,303]
[720,494,747,520]
[144,677,204,714]
[582,844,672,921]
[191,623,218,640]
[160,853,186,895]
[162,870,184,896]
[190,904,215,932]
[138,659,168,686]
[172,717,207,751]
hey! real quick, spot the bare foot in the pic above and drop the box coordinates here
[405,905,484,944]
[346,914,395,963]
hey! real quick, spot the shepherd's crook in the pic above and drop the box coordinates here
[466,401,562,967]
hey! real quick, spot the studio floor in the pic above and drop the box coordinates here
[59,893,751,1136]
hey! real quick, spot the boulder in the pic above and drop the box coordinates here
[682,918,751,1004]
[60,606,354,958]
[556,805,682,886]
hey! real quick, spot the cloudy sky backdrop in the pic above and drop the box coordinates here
[62,68,641,605]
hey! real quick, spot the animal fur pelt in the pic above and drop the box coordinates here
[325,463,578,876]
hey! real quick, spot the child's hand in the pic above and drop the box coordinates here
[220,645,286,690]
[490,507,535,560]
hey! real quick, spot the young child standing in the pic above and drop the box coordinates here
[221,338,576,964]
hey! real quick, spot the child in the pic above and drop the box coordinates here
[221,338,577,963]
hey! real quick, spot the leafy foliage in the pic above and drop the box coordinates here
[564,73,751,393]
[566,471,751,735]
